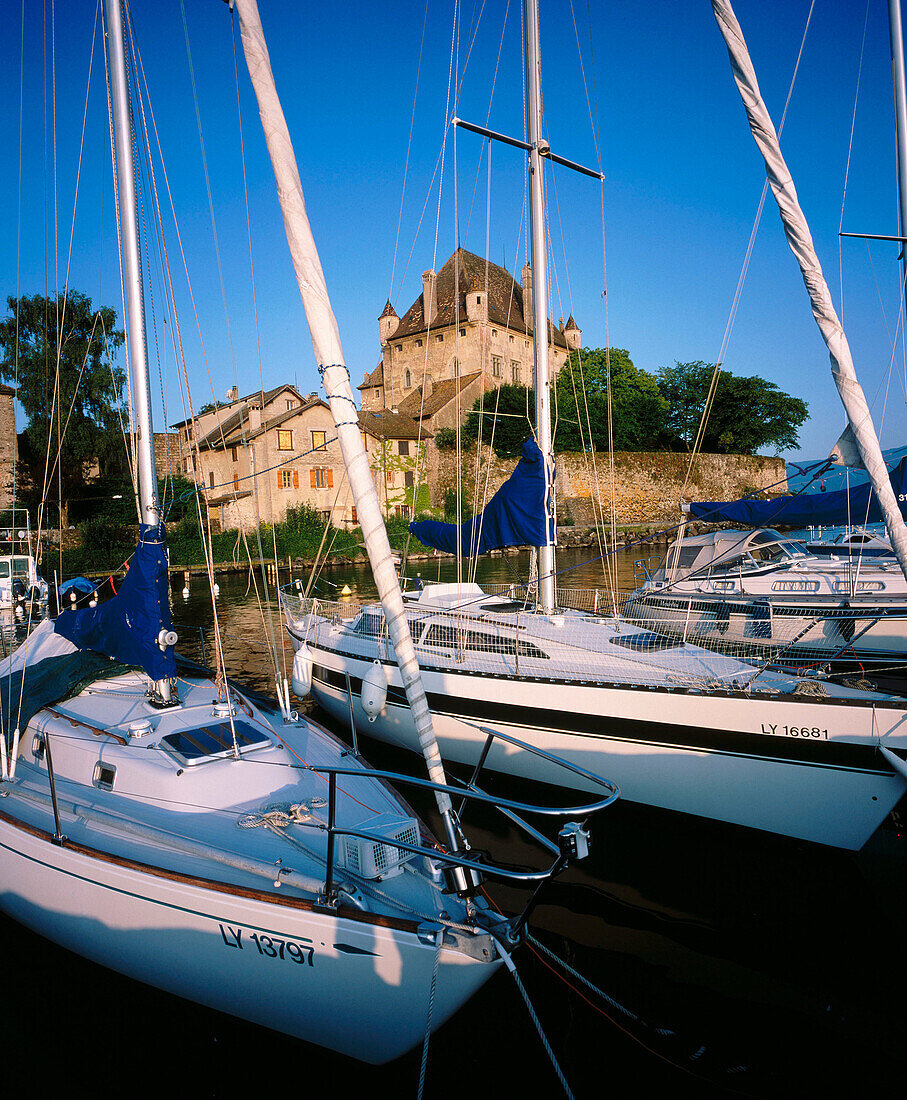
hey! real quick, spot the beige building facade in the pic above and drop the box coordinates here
[174,384,430,531]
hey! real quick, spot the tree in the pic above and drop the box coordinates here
[0,292,127,520]
[553,347,668,452]
[463,383,536,458]
[656,360,808,454]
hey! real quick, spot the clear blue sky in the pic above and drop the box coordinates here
[2,0,906,464]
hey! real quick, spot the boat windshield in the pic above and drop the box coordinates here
[709,540,804,575]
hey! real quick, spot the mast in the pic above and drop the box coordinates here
[105,0,160,529]
[890,0,907,311]
[525,0,556,614]
[712,0,907,582]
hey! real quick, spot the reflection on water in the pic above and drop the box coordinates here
[2,545,904,1095]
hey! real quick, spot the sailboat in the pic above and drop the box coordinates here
[281,0,907,852]
[0,0,616,1065]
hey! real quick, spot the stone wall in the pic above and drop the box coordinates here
[430,447,787,528]
[0,387,17,511]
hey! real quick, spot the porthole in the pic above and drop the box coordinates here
[92,761,117,791]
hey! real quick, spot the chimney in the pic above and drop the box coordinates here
[249,406,261,431]
[422,269,437,323]
[522,264,533,331]
[424,376,434,398]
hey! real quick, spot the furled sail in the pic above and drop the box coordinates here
[54,523,176,681]
[233,0,457,829]
[711,0,907,580]
[686,456,907,527]
[411,439,554,556]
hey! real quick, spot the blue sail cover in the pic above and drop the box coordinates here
[410,438,554,556]
[687,456,907,527]
[54,523,176,681]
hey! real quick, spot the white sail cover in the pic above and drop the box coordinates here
[234,0,453,817]
[711,0,907,578]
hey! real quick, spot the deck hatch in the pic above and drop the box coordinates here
[161,720,270,765]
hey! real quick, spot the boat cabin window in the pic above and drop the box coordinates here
[420,623,548,659]
[610,632,684,652]
[0,562,8,578]
[161,720,270,766]
[11,557,30,576]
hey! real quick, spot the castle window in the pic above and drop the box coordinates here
[398,440,410,456]
[416,340,423,348]
[310,468,333,489]
[511,361,521,383]
[404,471,414,488]
[281,469,297,489]
[492,330,498,338]
[209,471,215,488]
[277,429,293,450]
[311,430,327,451]
[436,334,444,342]
[404,370,412,389]
[509,334,514,343]
[395,344,402,351]
[460,328,466,337]
[491,355,502,378]
[231,446,237,462]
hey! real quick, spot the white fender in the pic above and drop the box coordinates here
[291,644,313,697]
[360,660,387,722]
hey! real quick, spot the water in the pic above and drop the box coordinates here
[3,546,906,1097]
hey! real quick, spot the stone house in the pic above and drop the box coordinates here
[360,247,580,427]
[173,383,431,531]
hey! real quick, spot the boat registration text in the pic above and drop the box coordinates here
[219,923,314,965]
[760,723,828,739]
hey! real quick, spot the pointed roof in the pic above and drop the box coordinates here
[565,314,579,331]
[380,299,397,319]
[392,247,568,348]
[358,362,384,391]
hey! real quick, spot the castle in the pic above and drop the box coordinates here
[359,247,580,434]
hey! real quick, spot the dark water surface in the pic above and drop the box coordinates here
[3,547,906,1098]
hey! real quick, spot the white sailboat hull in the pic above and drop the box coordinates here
[301,637,907,851]
[0,806,494,1064]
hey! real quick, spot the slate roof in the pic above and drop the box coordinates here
[197,395,328,451]
[386,247,568,349]
[358,409,432,441]
[170,383,300,430]
[395,372,482,421]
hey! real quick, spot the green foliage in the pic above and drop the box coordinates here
[656,360,809,454]
[554,348,669,452]
[0,292,127,511]
[463,383,535,458]
[433,427,457,451]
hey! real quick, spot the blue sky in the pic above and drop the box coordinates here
[1,0,906,464]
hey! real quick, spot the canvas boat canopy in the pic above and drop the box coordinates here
[411,438,554,556]
[685,457,907,529]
